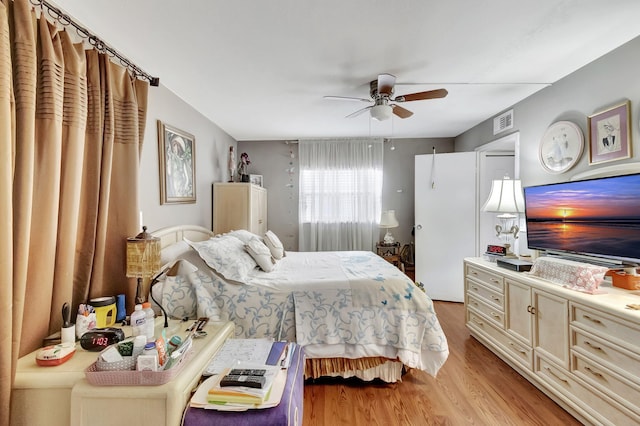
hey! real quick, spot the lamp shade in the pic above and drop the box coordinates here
[370,104,392,121]
[126,226,161,279]
[482,177,525,213]
[380,210,399,228]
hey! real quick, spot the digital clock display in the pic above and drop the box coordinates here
[92,336,110,346]
[486,245,507,256]
[80,328,125,351]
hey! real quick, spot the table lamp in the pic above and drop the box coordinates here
[126,225,161,304]
[481,176,525,258]
[380,210,399,244]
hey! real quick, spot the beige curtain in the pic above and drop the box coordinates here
[1,1,148,424]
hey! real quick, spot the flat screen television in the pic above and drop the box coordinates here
[523,173,640,266]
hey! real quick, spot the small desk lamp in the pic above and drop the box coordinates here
[126,226,161,304]
[482,176,525,258]
[380,210,400,244]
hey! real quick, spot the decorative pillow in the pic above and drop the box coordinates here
[245,237,276,272]
[529,257,608,294]
[185,235,257,282]
[264,230,285,260]
[228,229,262,245]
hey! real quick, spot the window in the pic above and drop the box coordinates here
[298,138,383,251]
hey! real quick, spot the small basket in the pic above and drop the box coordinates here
[85,349,192,386]
[96,355,137,371]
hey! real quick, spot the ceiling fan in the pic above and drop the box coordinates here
[324,73,448,121]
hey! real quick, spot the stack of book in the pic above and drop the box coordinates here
[191,339,297,410]
[206,365,279,406]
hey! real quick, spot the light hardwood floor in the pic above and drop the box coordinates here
[303,301,581,425]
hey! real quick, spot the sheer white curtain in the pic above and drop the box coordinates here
[298,138,383,251]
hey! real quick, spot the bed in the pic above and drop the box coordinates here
[150,225,449,383]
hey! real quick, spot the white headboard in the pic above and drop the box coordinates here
[151,225,214,249]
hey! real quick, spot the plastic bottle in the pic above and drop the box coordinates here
[130,304,146,338]
[132,335,147,358]
[137,341,158,371]
[142,302,155,342]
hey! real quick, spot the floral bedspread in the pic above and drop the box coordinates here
[153,250,448,376]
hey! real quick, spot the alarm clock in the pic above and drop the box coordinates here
[486,244,507,256]
[80,327,125,351]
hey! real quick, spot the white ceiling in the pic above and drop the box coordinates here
[52,0,640,141]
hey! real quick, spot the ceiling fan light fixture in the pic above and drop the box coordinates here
[370,104,392,121]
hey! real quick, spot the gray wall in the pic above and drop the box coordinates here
[238,138,455,251]
[456,36,640,187]
[139,84,236,233]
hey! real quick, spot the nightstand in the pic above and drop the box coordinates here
[376,242,404,272]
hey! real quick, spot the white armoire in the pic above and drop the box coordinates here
[212,183,267,235]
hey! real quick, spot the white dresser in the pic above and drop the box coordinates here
[464,257,640,425]
[11,320,234,426]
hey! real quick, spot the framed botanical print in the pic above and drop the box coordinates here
[588,101,632,165]
[157,120,196,204]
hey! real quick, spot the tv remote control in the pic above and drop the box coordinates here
[220,374,265,389]
[229,369,266,376]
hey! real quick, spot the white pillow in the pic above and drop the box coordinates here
[185,235,257,282]
[245,238,275,272]
[228,229,262,245]
[160,240,193,266]
[263,230,285,260]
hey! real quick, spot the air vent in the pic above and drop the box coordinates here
[493,109,513,135]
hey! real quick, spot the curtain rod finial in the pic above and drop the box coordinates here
[150,77,160,87]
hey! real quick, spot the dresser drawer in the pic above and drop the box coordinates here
[466,280,504,309]
[572,352,640,416]
[571,303,640,352]
[572,327,640,382]
[466,264,504,292]
[466,293,505,328]
[467,311,532,370]
[536,355,640,426]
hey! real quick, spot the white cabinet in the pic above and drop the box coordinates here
[11,320,235,426]
[212,183,267,235]
[465,257,640,425]
[534,289,569,369]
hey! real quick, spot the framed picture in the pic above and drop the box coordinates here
[249,174,263,187]
[157,120,196,204]
[538,120,584,174]
[588,101,632,165]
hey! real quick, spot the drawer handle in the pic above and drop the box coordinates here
[471,286,479,292]
[472,318,484,326]
[471,301,478,307]
[584,341,604,352]
[492,296,500,302]
[508,341,526,354]
[584,366,606,380]
[544,366,569,384]
[471,271,478,276]
[491,312,501,319]
[583,315,602,325]
[490,278,500,283]
[527,305,536,315]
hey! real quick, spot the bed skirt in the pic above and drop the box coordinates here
[305,357,404,383]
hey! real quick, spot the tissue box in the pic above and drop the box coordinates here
[610,270,640,290]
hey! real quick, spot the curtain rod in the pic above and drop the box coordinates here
[30,0,160,87]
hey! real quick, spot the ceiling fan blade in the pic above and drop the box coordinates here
[377,73,396,96]
[393,88,448,102]
[324,95,371,103]
[391,104,413,119]
[345,105,373,118]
